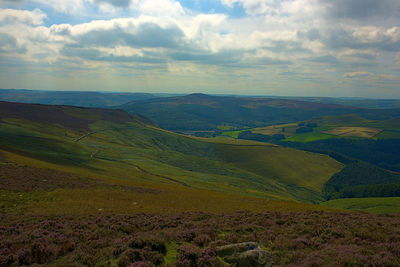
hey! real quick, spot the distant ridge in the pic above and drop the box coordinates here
[0,89,156,107]
[0,101,150,130]
[121,94,396,131]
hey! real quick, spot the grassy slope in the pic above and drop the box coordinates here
[0,103,345,214]
[320,197,400,214]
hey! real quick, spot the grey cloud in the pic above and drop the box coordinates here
[170,50,243,65]
[309,55,338,64]
[0,0,25,4]
[0,32,26,53]
[320,0,400,20]
[50,25,71,36]
[93,0,131,8]
[0,32,16,47]
[307,54,377,69]
[323,27,400,52]
[76,23,185,49]
[263,40,310,54]
[248,56,291,66]
[344,52,377,61]
[297,29,320,41]
[61,45,166,64]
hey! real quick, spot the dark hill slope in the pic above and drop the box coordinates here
[121,94,400,130]
[0,101,149,130]
[0,89,155,107]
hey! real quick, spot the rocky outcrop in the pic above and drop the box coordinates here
[217,242,273,267]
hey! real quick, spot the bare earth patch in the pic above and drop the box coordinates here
[323,127,383,138]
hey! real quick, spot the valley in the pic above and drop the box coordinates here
[1,94,400,266]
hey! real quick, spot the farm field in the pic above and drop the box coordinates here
[222,114,400,143]
[320,197,400,214]
[283,132,333,142]
[322,127,383,138]
[252,123,297,137]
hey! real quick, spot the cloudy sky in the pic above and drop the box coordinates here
[0,0,399,97]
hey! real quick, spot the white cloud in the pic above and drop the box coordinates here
[0,0,399,96]
[351,26,400,44]
[344,71,399,81]
[337,49,379,60]
[0,8,46,25]
[134,0,185,17]
[343,71,373,78]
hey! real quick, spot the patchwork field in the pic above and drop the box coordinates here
[252,123,297,137]
[323,127,383,138]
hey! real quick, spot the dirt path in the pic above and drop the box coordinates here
[74,129,110,142]
[93,154,191,188]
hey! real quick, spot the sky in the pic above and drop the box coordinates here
[0,0,399,98]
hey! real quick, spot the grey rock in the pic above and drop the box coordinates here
[217,242,273,267]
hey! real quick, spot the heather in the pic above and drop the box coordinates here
[1,211,399,266]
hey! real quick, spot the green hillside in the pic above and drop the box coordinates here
[0,101,344,210]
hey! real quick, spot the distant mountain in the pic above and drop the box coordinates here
[120,93,400,130]
[0,89,156,107]
[283,97,400,109]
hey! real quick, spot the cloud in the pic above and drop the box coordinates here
[92,0,132,8]
[308,55,338,64]
[73,22,185,49]
[0,8,46,25]
[221,0,281,16]
[396,53,400,65]
[344,71,399,81]
[0,32,26,53]
[0,1,399,97]
[61,45,166,64]
[136,0,185,17]
[321,26,400,52]
[0,0,26,5]
[343,71,373,78]
[320,0,400,20]
[170,49,243,65]
[338,49,378,60]
[33,0,86,15]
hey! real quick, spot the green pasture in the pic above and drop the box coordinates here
[320,197,400,214]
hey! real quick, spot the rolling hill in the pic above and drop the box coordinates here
[0,101,344,212]
[1,101,399,267]
[0,89,156,107]
[120,93,400,131]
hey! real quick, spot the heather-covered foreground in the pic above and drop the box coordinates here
[1,211,399,266]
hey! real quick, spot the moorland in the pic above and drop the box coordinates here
[1,89,400,266]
